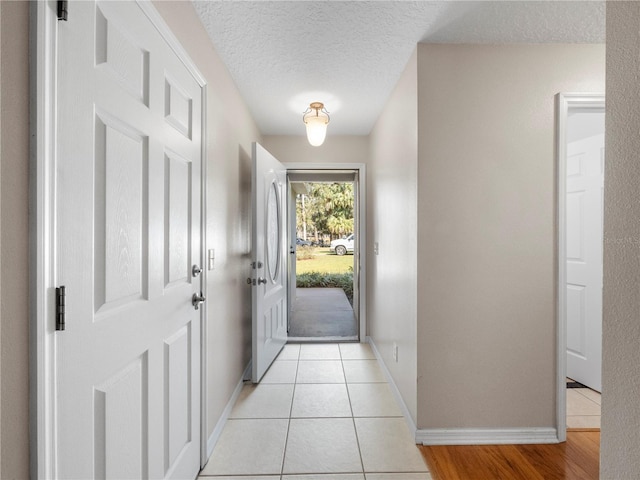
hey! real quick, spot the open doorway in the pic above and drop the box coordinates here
[287,170,362,342]
[557,93,604,437]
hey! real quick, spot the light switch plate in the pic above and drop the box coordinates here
[374,242,379,255]
[208,249,215,270]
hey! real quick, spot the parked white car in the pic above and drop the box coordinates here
[330,234,355,256]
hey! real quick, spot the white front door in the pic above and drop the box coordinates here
[55,2,202,478]
[251,143,288,382]
[566,110,604,392]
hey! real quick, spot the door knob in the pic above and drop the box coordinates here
[192,265,203,277]
[257,278,267,285]
[192,292,206,310]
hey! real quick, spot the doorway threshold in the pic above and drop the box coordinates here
[288,335,359,344]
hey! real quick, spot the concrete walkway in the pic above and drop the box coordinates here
[289,288,357,340]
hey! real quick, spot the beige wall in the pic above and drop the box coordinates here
[154,1,262,437]
[601,3,640,477]
[416,44,605,428]
[367,50,419,423]
[0,2,30,478]
[263,135,369,165]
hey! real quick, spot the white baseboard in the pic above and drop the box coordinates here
[206,361,252,459]
[416,427,560,445]
[366,338,560,447]
[366,336,417,438]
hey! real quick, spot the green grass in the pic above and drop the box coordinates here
[296,250,354,304]
[296,249,354,274]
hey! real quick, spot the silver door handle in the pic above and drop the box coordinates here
[192,292,206,310]
[192,264,203,277]
[257,278,267,285]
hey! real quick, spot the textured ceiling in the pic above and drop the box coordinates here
[192,1,605,136]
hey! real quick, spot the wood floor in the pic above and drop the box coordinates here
[420,431,600,480]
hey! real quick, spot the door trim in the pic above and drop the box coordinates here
[555,92,605,443]
[31,2,209,476]
[31,3,58,477]
[283,162,367,342]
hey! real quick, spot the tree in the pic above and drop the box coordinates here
[297,182,354,240]
[326,214,353,236]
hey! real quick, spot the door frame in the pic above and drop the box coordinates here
[287,181,308,332]
[31,2,209,476]
[555,92,605,443]
[283,163,367,342]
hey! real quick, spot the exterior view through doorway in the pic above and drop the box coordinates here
[287,169,362,342]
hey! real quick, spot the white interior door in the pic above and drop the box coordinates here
[55,2,202,478]
[566,109,604,392]
[251,143,288,382]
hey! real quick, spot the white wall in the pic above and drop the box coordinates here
[601,3,640,477]
[154,1,262,438]
[0,2,30,477]
[263,135,369,165]
[367,50,419,423]
[415,44,605,429]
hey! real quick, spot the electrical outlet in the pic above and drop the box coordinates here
[393,342,398,362]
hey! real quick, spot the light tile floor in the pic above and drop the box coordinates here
[566,379,601,429]
[199,343,431,480]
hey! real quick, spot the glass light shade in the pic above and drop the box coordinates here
[305,115,328,147]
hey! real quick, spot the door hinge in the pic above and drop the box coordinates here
[56,286,66,331]
[57,0,68,21]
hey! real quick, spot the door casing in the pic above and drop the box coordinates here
[555,92,605,443]
[31,2,209,476]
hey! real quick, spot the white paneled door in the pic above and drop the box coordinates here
[55,2,202,478]
[566,119,604,392]
[251,143,288,382]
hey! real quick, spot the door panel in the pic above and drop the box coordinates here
[94,355,148,479]
[252,143,288,382]
[164,324,192,472]
[95,112,148,311]
[166,151,192,286]
[55,2,202,478]
[566,126,604,392]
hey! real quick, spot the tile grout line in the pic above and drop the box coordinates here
[340,344,367,476]
[279,346,300,478]
[572,388,602,406]
[567,389,602,421]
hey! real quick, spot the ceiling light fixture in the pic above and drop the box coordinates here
[303,102,330,147]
